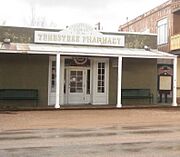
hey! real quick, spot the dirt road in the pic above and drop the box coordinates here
[1,108,180,157]
[1,108,180,130]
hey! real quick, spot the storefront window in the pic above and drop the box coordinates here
[51,61,56,92]
[87,69,90,94]
[97,62,105,93]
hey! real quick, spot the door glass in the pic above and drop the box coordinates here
[87,70,90,94]
[64,69,66,93]
[70,70,83,93]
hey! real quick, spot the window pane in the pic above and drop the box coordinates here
[98,63,102,68]
[102,69,105,74]
[70,70,83,93]
[51,61,56,92]
[157,18,168,45]
[87,70,90,94]
[102,63,105,68]
[77,71,83,75]
[77,82,82,88]
[70,88,76,93]
[97,62,105,93]
[64,69,66,93]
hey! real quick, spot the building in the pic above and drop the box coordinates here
[0,23,176,109]
[119,0,180,103]
[119,0,180,53]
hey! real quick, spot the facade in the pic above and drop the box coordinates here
[119,0,180,53]
[0,23,176,109]
[119,0,180,103]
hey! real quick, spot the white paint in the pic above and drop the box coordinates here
[92,58,109,105]
[172,57,178,107]
[50,57,109,105]
[117,56,122,108]
[48,56,65,106]
[48,56,54,106]
[55,53,60,108]
[60,58,65,105]
[66,68,91,104]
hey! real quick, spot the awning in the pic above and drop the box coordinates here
[0,43,176,59]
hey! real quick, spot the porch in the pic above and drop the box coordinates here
[0,46,177,109]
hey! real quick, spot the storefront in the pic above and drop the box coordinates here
[0,23,177,108]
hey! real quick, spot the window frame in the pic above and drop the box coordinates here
[157,18,168,45]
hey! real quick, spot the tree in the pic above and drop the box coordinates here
[0,20,6,25]
[24,6,56,28]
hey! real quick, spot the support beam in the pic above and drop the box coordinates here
[117,56,122,108]
[172,57,177,107]
[55,53,61,109]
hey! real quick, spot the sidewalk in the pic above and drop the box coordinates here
[0,103,179,111]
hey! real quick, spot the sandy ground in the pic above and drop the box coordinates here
[1,108,180,130]
[1,108,180,157]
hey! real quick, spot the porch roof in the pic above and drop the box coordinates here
[0,43,176,59]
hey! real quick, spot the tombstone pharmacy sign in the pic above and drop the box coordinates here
[34,23,125,47]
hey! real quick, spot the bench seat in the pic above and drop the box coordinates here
[122,89,153,104]
[0,89,38,106]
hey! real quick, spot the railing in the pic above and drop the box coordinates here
[171,34,180,51]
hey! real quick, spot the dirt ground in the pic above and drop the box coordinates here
[1,108,180,157]
[1,108,180,131]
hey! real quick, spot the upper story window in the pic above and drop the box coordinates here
[157,18,168,45]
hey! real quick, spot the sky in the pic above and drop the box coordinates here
[0,0,168,31]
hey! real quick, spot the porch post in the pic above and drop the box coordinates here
[55,53,61,108]
[172,57,177,107]
[117,56,122,108]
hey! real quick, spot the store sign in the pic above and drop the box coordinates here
[34,23,125,47]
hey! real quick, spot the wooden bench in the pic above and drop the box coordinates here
[122,89,153,104]
[0,89,38,106]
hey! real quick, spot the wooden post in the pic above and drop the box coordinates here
[117,56,122,108]
[172,57,177,106]
[55,53,60,108]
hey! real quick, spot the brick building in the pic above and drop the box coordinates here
[119,0,180,103]
[119,0,180,53]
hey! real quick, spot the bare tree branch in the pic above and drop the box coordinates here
[24,5,56,28]
[0,19,6,25]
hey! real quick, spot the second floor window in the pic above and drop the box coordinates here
[157,18,168,45]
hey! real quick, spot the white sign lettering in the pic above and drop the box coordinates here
[34,23,125,47]
[35,31,124,47]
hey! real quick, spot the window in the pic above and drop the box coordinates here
[97,62,105,93]
[157,18,168,45]
[87,70,90,94]
[51,61,56,92]
[70,70,83,93]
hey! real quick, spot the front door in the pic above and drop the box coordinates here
[67,69,88,104]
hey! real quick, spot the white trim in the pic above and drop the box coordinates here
[65,67,91,104]
[102,31,157,36]
[92,58,109,105]
[172,57,178,106]
[35,30,125,47]
[117,56,122,108]
[0,46,175,59]
[60,57,65,105]
[106,59,109,105]
[48,56,53,106]
[55,53,60,108]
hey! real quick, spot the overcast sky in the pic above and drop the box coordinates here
[0,0,168,31]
